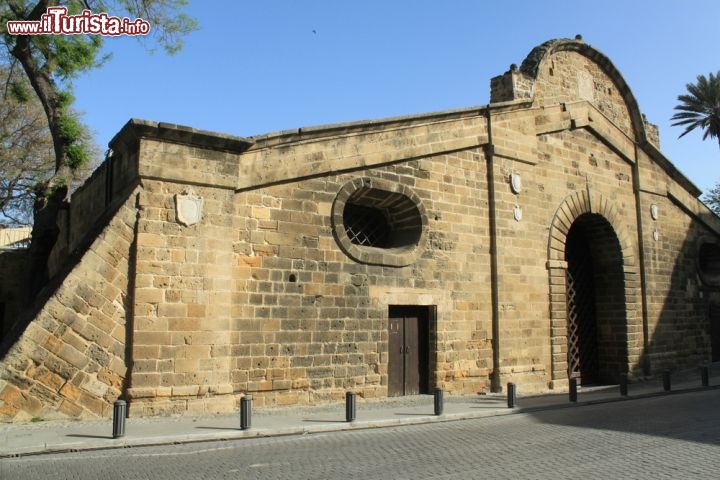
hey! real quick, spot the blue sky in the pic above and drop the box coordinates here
[73,1,720,194]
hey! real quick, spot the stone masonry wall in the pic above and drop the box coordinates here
[228,152,493,407]
[640,192,708,370]
[0,190,137,421]
[124,125,495,414]
[127,178,237,415]
[637,147,720,371]
[531,50,635,139]
[48,146,139,280]
[489,100,642,388]
[2,38,719,421]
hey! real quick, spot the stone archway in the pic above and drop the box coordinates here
[547,190,642,388]
[565,213,629,384]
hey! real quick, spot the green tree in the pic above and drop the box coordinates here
[671,71,720,148]
[1,65,54,226]
[702,184,720,216]
[0,66,99,226]
[1,1,195,293]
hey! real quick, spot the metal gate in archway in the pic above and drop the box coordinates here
[565,227,600,384]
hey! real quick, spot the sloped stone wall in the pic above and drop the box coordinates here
[0,191,137,421]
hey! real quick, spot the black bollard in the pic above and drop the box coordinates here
[434,387,444,415]
[663,370,671,392]
[569,377,578,403]
[345,391,356,422]
[240,395,252,430]
[507,382,516,408]
[701,365,710,387]
[112,399,126,439]
[619,374,628,397]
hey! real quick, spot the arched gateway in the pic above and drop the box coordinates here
[547,190,643,387]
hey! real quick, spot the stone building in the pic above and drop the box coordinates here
[2,37,720,421]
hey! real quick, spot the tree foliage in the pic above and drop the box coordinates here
[0,66,54,226]
[1,1,196,191]
[0,66,99,226]
[702,184,720,216]
[671,71,720,148]
[0,0,196,292]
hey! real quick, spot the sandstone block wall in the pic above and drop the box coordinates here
[123,114,497,415]
[637,166,720,370]
[48,144,139,280]
[0,190,137,421]
[2,37,719,422]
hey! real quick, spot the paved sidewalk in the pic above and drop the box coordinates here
[1,366,718,458]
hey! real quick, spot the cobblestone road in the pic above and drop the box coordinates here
[2,389,719,479]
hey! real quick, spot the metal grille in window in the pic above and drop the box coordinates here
[343,203,390,247]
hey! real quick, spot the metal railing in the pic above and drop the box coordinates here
[0,227,31,249]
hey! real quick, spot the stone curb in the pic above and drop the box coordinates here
[3,384,718,458]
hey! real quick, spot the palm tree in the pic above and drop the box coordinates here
[671,72,720,148]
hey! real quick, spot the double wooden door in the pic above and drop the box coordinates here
[388,306,429,396]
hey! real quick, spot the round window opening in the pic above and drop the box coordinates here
[698,242,720,286]
[333,178,427,267]
[343,193,423,249]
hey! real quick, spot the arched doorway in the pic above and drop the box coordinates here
[564,213,628,385]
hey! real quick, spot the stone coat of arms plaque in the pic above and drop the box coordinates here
[175,190,203,227]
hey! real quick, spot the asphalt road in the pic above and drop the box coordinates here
[2,389,719,479]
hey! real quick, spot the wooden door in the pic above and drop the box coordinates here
[388,315,405,396]
[388,306,429,396]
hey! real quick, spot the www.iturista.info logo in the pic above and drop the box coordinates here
[6,6,150,36]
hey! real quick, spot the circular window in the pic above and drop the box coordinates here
[344,203,393,247]
[698,241,720,286]
[332,178,427,267]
